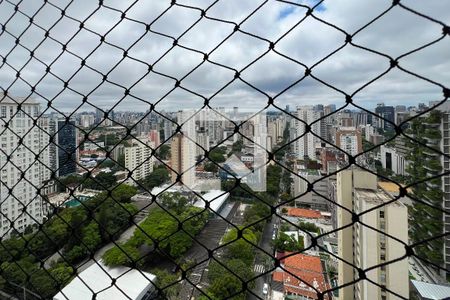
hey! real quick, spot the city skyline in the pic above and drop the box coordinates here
[1,0,449,299]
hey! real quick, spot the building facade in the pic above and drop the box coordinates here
[57,119,78,177]
[292,169,329,211]
[0,97,50,236]
[124,138,155,183]
[380,145,407,176]
[337,168,409,299]
[293,105,323,160]
[335,127,363,159]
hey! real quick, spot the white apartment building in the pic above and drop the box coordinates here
[196,130,210,157]
[337,168,409,300]
[0,97,51,236]
[80,114,95,128]
[293,106,323,160]
[335,127,363,159]
[380,145,407,176]
[124,138,155,183]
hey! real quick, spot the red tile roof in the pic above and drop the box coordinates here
[286,207,322,219]
[273,253,331,300]
[284,253,323,273]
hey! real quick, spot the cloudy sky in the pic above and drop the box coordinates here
[0,0,449,114]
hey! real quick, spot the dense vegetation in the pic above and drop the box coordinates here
[102,193,209,266]
[201,228,258,300]
[405,111,444,267]
[298,221,321,234]
[138,165,170,191]
[273,232,305,252]
[200,163,283,299]
[0,184,138,298]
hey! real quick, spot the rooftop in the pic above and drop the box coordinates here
[298,169,321,176]
[378,181,412,195]
[411,280,450,299]
[286,207,323,219]
[355,187,404,207]
[54,261,156,300]
[273,253,330,300]
[0,95,39,105]
[193,190,230,213]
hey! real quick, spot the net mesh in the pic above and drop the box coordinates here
[0,0,449,299]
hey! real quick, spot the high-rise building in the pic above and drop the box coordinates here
[163,118,174,141]
[171,133,195,188]
[124,139,155,183]
[0,97,51,236]
[80,114,95,128]
[335,127,363,159]
[39,116,58,195]
[95,107,103,124]
[148,129,160,149]
[354,110,369,127]
[438,103,450,278]
[406,103,450,279]
[196,129,210,157]
[57,119,77,177]
[293,105,323,160]
[380,145,407,176]
[170,111,196,188]
[336,168,409,299]
[375,104,395,131]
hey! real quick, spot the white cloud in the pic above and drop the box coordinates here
[0,0,448,113]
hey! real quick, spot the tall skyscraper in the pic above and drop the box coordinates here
[336,168,409,299]
[0,97,51,236]
[408,102,450,279]
[293,105,323,160]
[171,133,195,188]
[375,104,395,131]
[163,118,174,141]
[170,111,196,188]
[95,107,103,125]
[438,103,450,278]
[57,119,77,177]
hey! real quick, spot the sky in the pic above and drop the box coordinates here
[0,0,449,114]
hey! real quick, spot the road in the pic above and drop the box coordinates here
[248,153,290,299]
[249,212,279,300]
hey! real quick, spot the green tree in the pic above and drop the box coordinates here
[231,140,243,154]
[139,166,170,191]
[208,149,226,163]
[158,144,171,160]
[151,269,180,299]
[274,232,304,252]
[204,162,218,173]
[159,192,189,214]
[111,184,138,202]
[102,243,142,266]
[84,172,117,190]
[298,221,321,234]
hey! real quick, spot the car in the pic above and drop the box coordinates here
[262,283,268,295]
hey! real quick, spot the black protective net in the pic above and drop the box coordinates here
[0,0,449,299]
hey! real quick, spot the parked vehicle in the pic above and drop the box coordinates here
[262,283,268,295]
